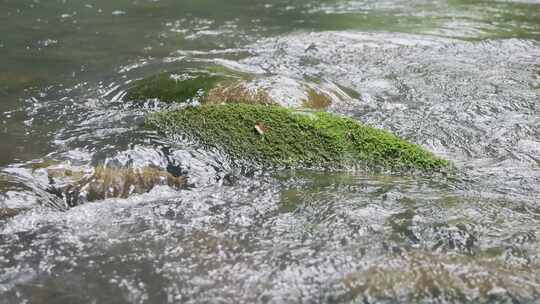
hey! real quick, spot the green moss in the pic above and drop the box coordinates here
[146,103,450,171]
[124,72,229,103]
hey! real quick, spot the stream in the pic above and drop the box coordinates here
[1,0,540,303]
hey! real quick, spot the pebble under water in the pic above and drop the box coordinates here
[1,0,540,303]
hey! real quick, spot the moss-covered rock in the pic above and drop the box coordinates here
[124,71,281,106]
[123,67,348,108]
[146,103,450,171]
[124,72,230,103]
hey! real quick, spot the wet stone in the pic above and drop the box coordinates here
[0,208,20,220]
[49,166,187,207]
[122,65,253,104]
[301,88,332,109]
[205,82,276,106]
[124,71,231,103]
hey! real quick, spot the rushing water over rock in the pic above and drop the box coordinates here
[1,0,540,303]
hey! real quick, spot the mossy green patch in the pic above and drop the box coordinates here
[146,103,450,171]
[124,72,229,103]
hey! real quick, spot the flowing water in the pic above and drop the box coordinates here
[1,0,540,303]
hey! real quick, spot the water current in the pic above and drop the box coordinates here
[1,0,540,303]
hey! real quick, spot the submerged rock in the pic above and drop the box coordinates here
[124,71,231,103]
[205,82,275,106]
[0,208,21,220]
[342,249,538,302]
[124,68,343,108]
[0,71,43,94]
[51,166,186,206]
[146,103,449,171]
[301,88,332,109]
